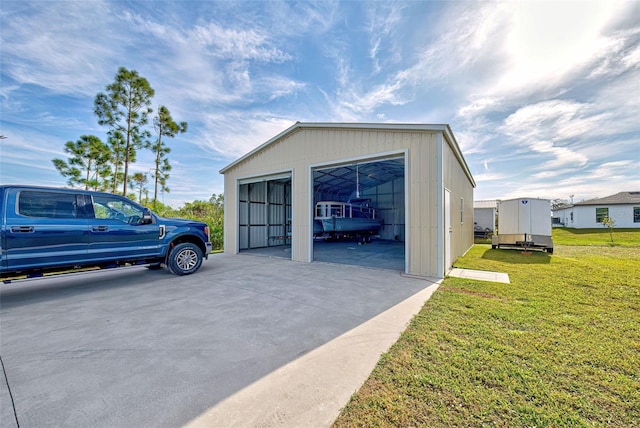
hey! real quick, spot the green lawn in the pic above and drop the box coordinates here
[333,230,640,427]
[553,227,640,247]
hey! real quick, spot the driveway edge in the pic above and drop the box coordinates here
[184,278,442,428]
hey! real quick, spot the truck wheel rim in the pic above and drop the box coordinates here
[177,249,198,270]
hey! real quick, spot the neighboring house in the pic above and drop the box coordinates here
[220,122,475,278]
[552,191,640,228]
[473,200,497,236]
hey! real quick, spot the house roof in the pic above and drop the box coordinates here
[575,191,640,206]
[219,122,475,187]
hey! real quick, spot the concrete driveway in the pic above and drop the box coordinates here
[0,254,439,427]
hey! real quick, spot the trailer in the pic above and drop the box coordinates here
[491,198,554,253]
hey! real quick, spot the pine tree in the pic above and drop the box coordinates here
[52,135,111,190]
[94,67,154,195]
[151,106,187,206]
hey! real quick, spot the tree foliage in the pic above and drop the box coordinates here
[551,199,569,210]
[145,194,224,251]
[50,66,224,248]
[94,67,154,195]
[52,135,111,190]
[105,130,126,193]
[151,106,187,207]
[130,172,149,203]
[601,215,616,244]
[55,67,188,203]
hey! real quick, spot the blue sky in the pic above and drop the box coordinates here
[1,1,638,208]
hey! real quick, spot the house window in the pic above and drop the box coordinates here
[634,207,640,223]
[595,207,608,223]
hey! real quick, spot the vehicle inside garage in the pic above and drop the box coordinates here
[237,158,406,271]
[312,157,405,270]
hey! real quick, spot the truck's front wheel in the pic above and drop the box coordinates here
[168,243,203,275]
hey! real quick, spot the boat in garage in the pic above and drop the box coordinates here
[314,199,382,238]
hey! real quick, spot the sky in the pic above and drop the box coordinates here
[1,0,639,208]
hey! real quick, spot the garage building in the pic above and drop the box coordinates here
[220,122,475,278]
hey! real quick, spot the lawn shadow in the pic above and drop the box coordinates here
[481,248,551,264]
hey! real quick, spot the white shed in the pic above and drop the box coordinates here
[552,191,640,228]
[220,123,476,278]
[473,200,497,235]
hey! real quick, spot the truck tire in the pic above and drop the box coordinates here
[168,243,203,276]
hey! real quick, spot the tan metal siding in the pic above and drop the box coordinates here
[223,126,472,277]
[407,134,438,276]
[442,136,474,268]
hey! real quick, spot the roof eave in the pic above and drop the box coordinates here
[220,123,476,188]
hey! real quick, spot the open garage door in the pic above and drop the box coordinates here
[239,174,292,258]
[312,156,406,270]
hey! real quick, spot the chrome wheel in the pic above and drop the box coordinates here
[168,243,203,275]
[176,248,198,271]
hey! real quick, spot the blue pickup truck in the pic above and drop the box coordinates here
[0,185,212,281]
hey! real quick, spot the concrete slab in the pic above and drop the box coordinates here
[241,239,406,272]
[448,268,510,284]
[184,279,440,428]
[313,239,405,271]
[0,253,438,428]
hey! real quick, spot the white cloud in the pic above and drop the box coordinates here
[503,100,591,140]
[194,113,296,160]
[495,1,622,92]
[474,172,509,183]
[366,2,406,72]
[1,1,122,95]
[189,22,292,63]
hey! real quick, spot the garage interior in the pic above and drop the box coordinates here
[238,177,292,255]
[239,157,406,271]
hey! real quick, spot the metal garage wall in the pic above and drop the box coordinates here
[442,134,475,271]
[222,124,474,278]
[267,181,291,246]
[361,176,405,241]
[239,181,267,249]
[407,134,438,276]
[223,129,438,275]
[238,179,291,250]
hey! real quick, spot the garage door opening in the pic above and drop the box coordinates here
[312,157,405,270]
[239,175,292,259]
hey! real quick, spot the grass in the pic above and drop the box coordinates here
[553,227,640,247]
[333,230,640,427]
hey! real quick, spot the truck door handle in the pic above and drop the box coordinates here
[11,226,34,233]
[92,225,109,232]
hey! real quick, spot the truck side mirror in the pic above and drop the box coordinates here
[142,208,153,224]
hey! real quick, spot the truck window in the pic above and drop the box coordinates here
[92,195,145,224]
[17,191,79,219]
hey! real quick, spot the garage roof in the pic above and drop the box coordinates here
[220,122,475,187]
[314,158,404,198]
